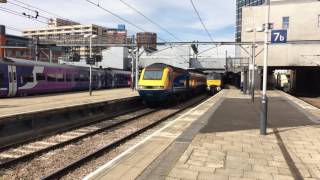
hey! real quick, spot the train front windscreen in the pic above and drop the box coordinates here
[143,70,163,80]
[207,73,222,80]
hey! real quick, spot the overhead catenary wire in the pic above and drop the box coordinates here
[0,7,48,24]
[190,0,214,42]
[10,0,70,22]
[85,0,168,43]
[189,0,219,57]
[7,1,52,21]
[119,0,182,42]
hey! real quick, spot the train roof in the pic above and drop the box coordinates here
[0,58,83,69]
[145,63,205,75]
[187,68,205,75]
[0,58,116,72]
[145,63,187,72]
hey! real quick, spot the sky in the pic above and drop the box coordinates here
[0,0,236,56]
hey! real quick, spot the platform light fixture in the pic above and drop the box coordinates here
[84,34,98,96]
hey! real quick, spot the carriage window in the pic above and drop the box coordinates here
[13,72,16,81]
[74,75,80,82]
[93,75,97,82]
[47,74,56,82]
[143,70,163,80]
[66,74,72,82]
[36,73,45,81]
[56,74,64,82]
[22,73,34,82]
[79,74,89,81]
[0,72,3,86]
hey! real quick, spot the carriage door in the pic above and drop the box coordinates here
[7,65,17,97]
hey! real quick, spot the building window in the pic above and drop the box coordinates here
[282,16,289,29]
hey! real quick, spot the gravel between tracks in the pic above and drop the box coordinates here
[0,95,206,179]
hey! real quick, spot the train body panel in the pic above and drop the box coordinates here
[138,63,206,103]
[0,58,131,98]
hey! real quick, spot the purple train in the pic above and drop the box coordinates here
[0,58,131,98]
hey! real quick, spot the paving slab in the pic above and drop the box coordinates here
[85,89,320,180]
[165,90,320,180]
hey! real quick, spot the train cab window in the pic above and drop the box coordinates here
[207,74,221,80]
[47,74,56,82]
[36,73,46,81]
[66,74,72,82]
[56,74,64,82]
[143,70,163,80]
[22,73,34,83]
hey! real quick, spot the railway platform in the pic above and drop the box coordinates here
[0,88,138,119]
[0,88,140,147]
[85,89,320,180]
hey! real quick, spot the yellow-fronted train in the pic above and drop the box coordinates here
[138,63,206,105]
[206,72,223,95]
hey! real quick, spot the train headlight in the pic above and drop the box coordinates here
[216,86,221,91]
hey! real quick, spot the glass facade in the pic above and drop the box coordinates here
[236,0,265,42]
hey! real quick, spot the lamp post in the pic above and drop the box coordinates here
[260,0,270,135]
[84,34,97,96]
[246,27,264,103]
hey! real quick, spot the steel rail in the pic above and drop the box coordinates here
[0,106,145,152]
[41,96,208,179]
[0,108,156,169]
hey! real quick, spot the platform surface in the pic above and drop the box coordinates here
[85,89,320,180]
[0,88,138,119]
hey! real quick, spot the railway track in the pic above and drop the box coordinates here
[0,108,156,169]
[0,95,208,179]
[0,105,145,152]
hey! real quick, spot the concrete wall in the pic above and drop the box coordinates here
[241,1,320,67]
[101,47,130,69]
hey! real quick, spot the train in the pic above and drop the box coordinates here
[0,58,131,98]
[206,72,224,95]
[138,63,206,104]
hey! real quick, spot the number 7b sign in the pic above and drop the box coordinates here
[271,30,287,44]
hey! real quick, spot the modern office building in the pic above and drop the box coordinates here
[240,0,320,93]
[22,18,129,59]
[236,0,265,42]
